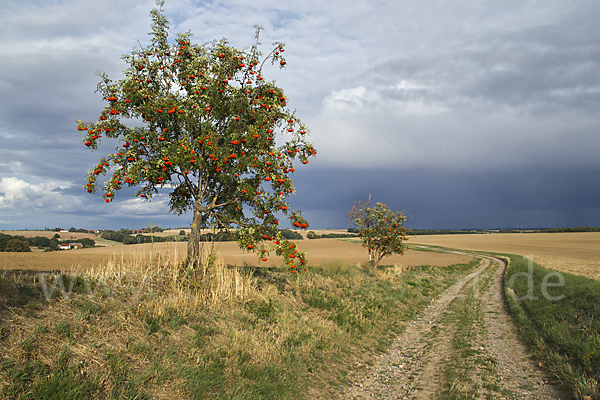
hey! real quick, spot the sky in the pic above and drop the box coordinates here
[1,0,599,231]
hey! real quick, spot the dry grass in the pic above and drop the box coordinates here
[84,246,259,312]
[0,248,345,398]
[0,251,292,398]
[412,232,600,280]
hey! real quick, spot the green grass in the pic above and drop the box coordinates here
[1,356,98,399]
[73,300,101,321]
[503,254,600,399]
[439,260,500,399]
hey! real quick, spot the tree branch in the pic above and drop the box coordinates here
[181,169,198,197]
[193,194,235,214]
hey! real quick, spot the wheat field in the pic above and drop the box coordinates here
[412,232,600,280]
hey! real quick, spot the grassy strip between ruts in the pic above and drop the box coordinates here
[0,251,479,400]
[440,259,500,399]
[503,253,600,399]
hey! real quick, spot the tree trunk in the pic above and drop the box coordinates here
[188,209,202,262]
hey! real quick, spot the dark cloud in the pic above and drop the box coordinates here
[290,166,600,229]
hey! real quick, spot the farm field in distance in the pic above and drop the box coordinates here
[0,231,99,241]
[412,231,600,280]
[0,234,472,272]
[2,230,599,278]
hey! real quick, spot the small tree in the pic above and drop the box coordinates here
[347,197,408,270]
[77,1,315,271]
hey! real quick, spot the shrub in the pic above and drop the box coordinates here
[307,231,320,239]
[279,230,303,240]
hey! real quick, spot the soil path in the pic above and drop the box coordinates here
[342,252,566,399]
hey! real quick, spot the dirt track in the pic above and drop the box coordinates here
[342,252,565,399]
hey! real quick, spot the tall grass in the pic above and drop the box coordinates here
[0,248,479,399]
[504,254,600,399]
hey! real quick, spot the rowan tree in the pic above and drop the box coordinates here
[77,1,316,271]
[347,197,408,270]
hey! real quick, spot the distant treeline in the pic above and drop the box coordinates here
[497,227,599,233]
[411,227,599,235]
[410,229,489,235]
[307,231,359,239]
[101,229,183,245]
[543,226,598,233]
[100,228,304,244]
[41,227,96,233]
[0,233,95,252]
[193,229,303,242]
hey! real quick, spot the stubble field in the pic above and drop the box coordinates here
[0,237,472,273]
[2,231,599,279]
[412,232,600,280]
